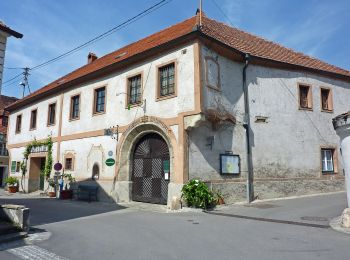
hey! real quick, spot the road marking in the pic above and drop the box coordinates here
[7,245,68,260]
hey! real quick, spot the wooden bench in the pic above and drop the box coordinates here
[77,185,98,202]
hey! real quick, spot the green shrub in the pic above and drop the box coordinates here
[5,176,18,186]
[181,179,214,209]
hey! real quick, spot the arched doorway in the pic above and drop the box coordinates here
[132,133,170,204]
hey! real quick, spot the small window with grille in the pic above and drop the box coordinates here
[128,74,142,105]
[65,157,73,171]
[158,63,175,97]
[299,84,312,109]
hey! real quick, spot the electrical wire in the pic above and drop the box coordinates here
[30,0,172,71]
[210,0,236,27]
[1,72,23,86]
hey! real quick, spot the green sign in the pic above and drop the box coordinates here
[105,158,116,166]
[163,160,170,172]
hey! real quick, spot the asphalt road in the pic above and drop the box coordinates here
[0,192,349,260]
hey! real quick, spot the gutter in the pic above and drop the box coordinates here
[242,53,254,203]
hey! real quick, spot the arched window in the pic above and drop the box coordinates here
[92,163,99,180]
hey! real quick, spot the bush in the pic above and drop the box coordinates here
[181,179,214,209]
[5,176,18,186]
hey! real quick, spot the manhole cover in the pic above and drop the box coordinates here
[300,216,329,222]
[244,203,279,209]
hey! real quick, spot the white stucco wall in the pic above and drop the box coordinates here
[189,44,350,181]
[7,43,195,143]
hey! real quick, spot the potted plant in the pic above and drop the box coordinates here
[181,179,215,209]
[47,178,56,197]
[5,176,18,193]
[60,173,75,200]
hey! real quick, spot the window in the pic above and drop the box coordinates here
[65,158,73,171]
[16,161,21,172]
[158,63,175,97]
[321,88,333,111]
[30,109,37,130]
[298,84,312,109]
[94,87,106,114]
[321,149,335,173]
[2,116,8,127]
[15,114,22,133]
[47,103,56,125]
[0,142,8,156]
[127,75,142,105]
[205,57,220,90]
[70,95,80,120]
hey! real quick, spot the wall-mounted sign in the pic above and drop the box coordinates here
[163,160,170,172]
[105,158,116,166]
[108,151,113,157]
[220,154,240,175]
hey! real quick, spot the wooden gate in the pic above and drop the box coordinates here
[131,133,170,204]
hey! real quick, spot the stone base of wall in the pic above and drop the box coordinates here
[209,178,345,204]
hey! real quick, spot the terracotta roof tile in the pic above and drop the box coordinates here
[0,95,17,114]
[7,14,350,110]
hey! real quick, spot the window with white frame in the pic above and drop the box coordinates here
[321,149,334,173]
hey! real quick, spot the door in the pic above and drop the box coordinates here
[39,158,46,190]
[132,133,170,204]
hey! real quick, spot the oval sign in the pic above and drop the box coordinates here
[105,158,116,166]
[54,162,63,171]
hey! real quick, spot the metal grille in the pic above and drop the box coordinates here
[132,133,170,204]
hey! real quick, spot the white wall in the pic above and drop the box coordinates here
[0,31,9,90]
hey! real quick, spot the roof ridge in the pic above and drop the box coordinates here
[202,16,350,75]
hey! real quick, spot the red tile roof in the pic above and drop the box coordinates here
[6,14,350,111]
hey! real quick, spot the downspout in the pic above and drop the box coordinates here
[242,53,254,203]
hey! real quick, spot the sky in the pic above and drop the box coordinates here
[0,0,349,98]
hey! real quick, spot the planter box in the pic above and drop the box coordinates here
[48,191,56,198]
[60,190,73,200]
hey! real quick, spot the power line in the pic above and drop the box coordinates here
[30,0,172,71]
[210,0,236,27]
[1,72,23,86]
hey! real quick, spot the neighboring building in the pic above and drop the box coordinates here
[0,21,23,92]
[0,21,21,187]
[0,95,18,186]
[6,13,350,206]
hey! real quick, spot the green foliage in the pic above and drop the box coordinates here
[22,136,53,179]
[47,178,55,188]
[181,179,215,209]
[63,173,76,185]
[5,176,18,186]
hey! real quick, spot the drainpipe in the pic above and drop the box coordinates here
[242,53,254,203]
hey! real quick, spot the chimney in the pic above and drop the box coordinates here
[87,52,98,64]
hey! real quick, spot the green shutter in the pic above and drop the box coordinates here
[11,161,16,173]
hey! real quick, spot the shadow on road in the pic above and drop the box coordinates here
[0,197,125,226]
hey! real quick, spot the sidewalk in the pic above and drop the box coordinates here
[207,192,347,228]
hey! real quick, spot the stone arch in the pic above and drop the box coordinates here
[115,116,177,183]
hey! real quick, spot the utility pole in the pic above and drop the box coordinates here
[20,67,31,98]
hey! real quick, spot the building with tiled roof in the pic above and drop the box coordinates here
[5,13,350,204]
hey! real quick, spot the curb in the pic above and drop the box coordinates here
[329,216,350,235]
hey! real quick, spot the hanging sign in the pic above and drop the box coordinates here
[105,158,116,166]
[163,160,170,180]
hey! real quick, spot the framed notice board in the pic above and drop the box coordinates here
[219,154,240,175]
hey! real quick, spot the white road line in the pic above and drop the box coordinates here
[7,245,68,260]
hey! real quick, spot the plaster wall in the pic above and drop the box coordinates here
[7,43,195,144]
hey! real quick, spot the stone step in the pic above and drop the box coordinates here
[0,222,20,234]
[0,231,27,244]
